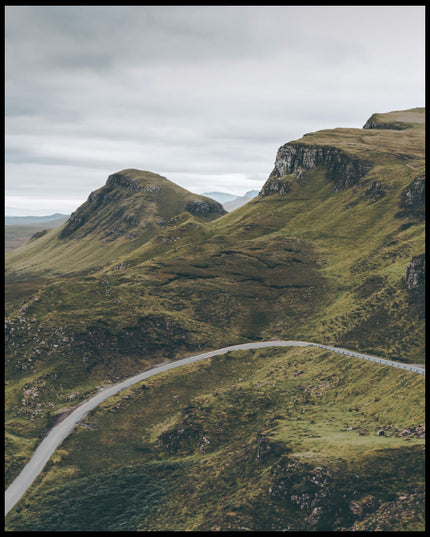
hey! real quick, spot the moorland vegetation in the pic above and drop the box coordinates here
[4,108,425,531]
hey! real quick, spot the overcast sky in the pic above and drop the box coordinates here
[5,5,425,215]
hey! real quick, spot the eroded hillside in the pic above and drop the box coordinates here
[5,346,425,531]
[5,108,425,530]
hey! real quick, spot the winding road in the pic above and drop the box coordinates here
[5,340,425,516]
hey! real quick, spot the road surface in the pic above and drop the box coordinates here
[4,340,425,516]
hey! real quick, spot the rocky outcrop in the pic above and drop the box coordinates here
[59,209,89,239]
[363,120,407,130]
[363,114,410,130]
[361,180,388,203]
[158,423,208,455]
[106,172,162,194]
[185,199,227,218]
[405,254,425,295]
[341,492,425,531]
[269,458,340,528]
[400,175,425,209]
[29,229,49,241]
[260,142,373,196]
[259,176,292,197]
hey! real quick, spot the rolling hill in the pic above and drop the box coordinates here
[4,108,425,531]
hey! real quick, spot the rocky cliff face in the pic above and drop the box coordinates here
[260,142,373,197]
[185,199,227,217]
[400,175,425,209]
[405,253,425,298]
[259,176,292,197]
[106,172,162,194]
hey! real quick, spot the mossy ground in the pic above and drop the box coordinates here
[5,347,425,531]
[5,109,425,530]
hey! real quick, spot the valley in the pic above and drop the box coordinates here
[5,339,424,518]
[4,108,425,531]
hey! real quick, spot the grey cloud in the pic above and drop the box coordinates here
[6,5,276,75]
[51,53,113,71]
[5,6,425,214]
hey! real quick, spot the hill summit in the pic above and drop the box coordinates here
[60,169,226,241]
[5,169,226,278]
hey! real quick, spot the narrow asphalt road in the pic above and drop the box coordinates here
[5,340,425,516]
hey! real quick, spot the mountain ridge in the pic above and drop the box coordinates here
[5,107,425,531]
[5,214,70,226]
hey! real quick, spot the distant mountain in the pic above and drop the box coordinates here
[244,189,259,198]
[202,191,239,203]
[5,214,69,226]
[203,189,260,212]
[223,189,259,212]
[5,215,70,253]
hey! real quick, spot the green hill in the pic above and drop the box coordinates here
[5,169,226,279]
[5,169,226,311]
[5,108,425,531]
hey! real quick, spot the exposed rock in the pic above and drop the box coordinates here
[29,229,49,241]
[59,210,88,239]
[405,254,425,302]
[305,506,324,525]
[261,142,372,195]
[106,173,146,193]
[269,459,341,528]
[342,492,425,531]
[106,173,164,194]
[400,175,425,209]
[255,433,273,463]
[158,422,206,455]
[362,180,388,203]
[349,501,363,515]
[259,176,292,197]
[394,425,425,438]
[185,199,227,217]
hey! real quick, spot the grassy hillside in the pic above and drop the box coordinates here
[5,169,226,280]
[5,108,425,530]
[5,346,425,531]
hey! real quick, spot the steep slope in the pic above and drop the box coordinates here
[5,169,226,311]
[5,346,425,531]
[217,107,425,359]
[5,108,425,530]
[5,169,226,280]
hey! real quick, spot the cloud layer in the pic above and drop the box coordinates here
[5,6,425,214]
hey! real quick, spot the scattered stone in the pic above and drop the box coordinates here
[349,501,363,515]
[362,180,388,203]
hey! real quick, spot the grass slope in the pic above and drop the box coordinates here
[5,169,225,281]
[5,346,425,531]
[4,108,425,530]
